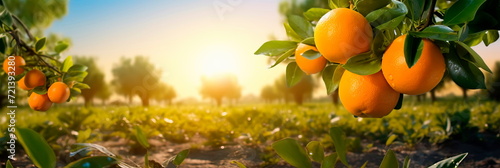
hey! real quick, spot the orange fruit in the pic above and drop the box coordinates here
[18,76,33,90]
[3,56,26,76]
[381,35,445,95]
[295,43,327,75]
[24,69,46,88]
[28,93,53,111]
[339,70,400,118]
[48,82,70,103]
[314,8,373,64]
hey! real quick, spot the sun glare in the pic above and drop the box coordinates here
[198,48,239,76]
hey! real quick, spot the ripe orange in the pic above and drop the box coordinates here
[314,8,373,64]
[339,70,400,118]
[18,76,33,90]
[381,35,445,95]
[295,43,327,75]
[24,69,46,88]
[48,82,70,103]
[3,56,26,76]
[28,93,53,111]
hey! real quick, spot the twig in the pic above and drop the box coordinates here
[417,0,437,31]
[11,15,34,41]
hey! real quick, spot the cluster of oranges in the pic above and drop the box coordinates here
[294,8,445,118]
[3,56,71,111]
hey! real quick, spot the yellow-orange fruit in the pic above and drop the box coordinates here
[3,56,26,76]
[28,93,52,111]
[18,76,33,90]
[295,43,327,75]
[48,82,70,103]
[24,69,46,88]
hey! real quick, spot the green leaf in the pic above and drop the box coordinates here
[343,52,381,75]
[304,8,330,22]
[134,125,150,149]
[322,65,344,95]
[302,49,322,60]
[372,30,388,57]
[385,134,398,146]
[394,93,403,110]
[32,86,48,95]
[445,43,486,89]
[284,22,303,42]
[64,156,117,168]
[61,56,74,72]
[428,153,468,168]
[0,36,7,54]
[286,62,305,87]
[306,141,325,162]
[230,161,247,168]
[301,37,315,46]
[73,82,91,90]
[404,34,424,68]
[483,30,499,46]
[6,160,13,168]
[173,149,190,166]
[272,138,313,168]
[458,24,469,42]
[403,156,411,168]
[321,153,338,168]
[361,161,369,168]
[329,0,349,9]
[366,0,408,30]
[443,0,487,25]
[410,25,458,41]
[379,149,399,168]
[455,41,492,73]
[463,31,484,46]
[63,71,88,83]
[70,87,82,99]
[35,37,46,52]
[329,127,348,167]
[68,64,89,72]
[357,0,391,16]
[269,48,296,68]
[15,127,56,168]
[55,41,69,53]
[404,0,426,20]
[255,41,297,56]
[0,8,13,26]
[288,15,314,39]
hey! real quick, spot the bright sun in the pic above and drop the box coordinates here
[198,48,240,76]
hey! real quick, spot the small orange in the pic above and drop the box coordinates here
[48,82,70,103]
[3,56,26,76]
[295,43,327,75]
[381,35,445,95]
[24,69,46,88]
[18,76,33,90]
[339,70,400,118]
[28,93,53,111]
[314,8,373,64]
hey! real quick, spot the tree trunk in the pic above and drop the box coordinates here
[430,89,437,102]
[141,95,149,107]
[294,94,303,105]
[215,97,222,106]
[462,88,468,100]
[331,89,339,105]
[84,96,93,106]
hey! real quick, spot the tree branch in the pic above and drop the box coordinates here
[418,0,437,31]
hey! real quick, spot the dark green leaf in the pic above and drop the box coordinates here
[445,43,486,89]
[255,41,297,56]
[329,127,348,166]
[301,37,315,46]
[68,64,88,72]
[134,126,150,149]
[32,86,48,95]
[366,0,408,30]
[463,31,484,46]
[322,65,344,95]
[443,0,487,25]
[230,161,247,168]
[64,156,117,168]
[343,52,381,75]
[321,154,338,168]
[410,25,458,41]
[357,0,391,16]
[6,160,13,168]
[458,24,470,42]
[284,22,303,41]
[329,0,350,9]
[288,15,314,39]
[304,8,330,22]
[0,8,13,26]
[469,10,500,33]
[403,156,411,168]
[394,93,403,110]
[286,62,305,87]
[35,37,46,52]
[70,87,82,99]
[483,30,499,46]
[428,153,468,168]
[455,41,492,73]
[15,127,56,168]
[272,138,313,168]
[404,34,424,68]
[302,50,322,60]
[379,150,399,168]
[269,48,295,68]
[0,36,6,54]
[55,41,69,53]
[173,149,190,166]
[385,134,398,146]
[404,0,426,20]
[306,141,325,162]
[372,30,388,57]
[61,56,74,72]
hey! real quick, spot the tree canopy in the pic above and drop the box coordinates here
[200,73,242,106]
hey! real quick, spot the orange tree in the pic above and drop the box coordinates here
[0,1,88,111]
[255,0,499,118]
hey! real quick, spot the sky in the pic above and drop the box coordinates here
[47,0,500,101]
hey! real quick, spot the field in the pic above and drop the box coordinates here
[1,98,499,167]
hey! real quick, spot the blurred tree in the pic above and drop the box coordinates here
[273,74,315,105]
[96,81,112,105]
[260,84,280,103]
[200,74,242,106]
[153,83,177,105]
[74,56,106,106]
[488,61,500,101]
[429,74,452,102]
[112,56,161,106]
[279,0,328,17]
[4,0,68,34]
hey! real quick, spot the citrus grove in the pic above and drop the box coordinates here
[255,0,499,118]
